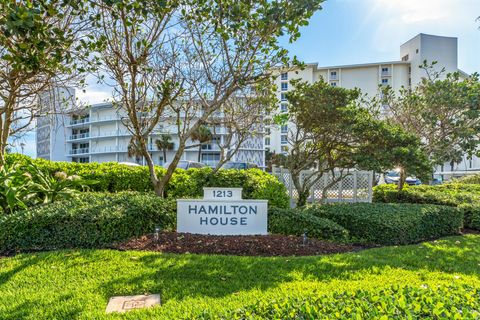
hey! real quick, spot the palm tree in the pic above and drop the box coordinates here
[127,138,143,164]
[155,134,174,164]
[190,125,212,162]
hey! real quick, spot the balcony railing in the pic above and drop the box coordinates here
[69,148,89,155]
[69,133,90,140]
[90,131,130,139]
[69,118,90,125]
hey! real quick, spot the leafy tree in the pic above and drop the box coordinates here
[155,135,174,164]
[357,121,431,190]
[380,62,480,172]
[282,80,429,206]
[0,0,90,168]
[89,0,323,196]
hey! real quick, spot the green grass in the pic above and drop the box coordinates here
[1,235,480,319]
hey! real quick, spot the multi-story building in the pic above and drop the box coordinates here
[268,33,477,177]
[36,90,265,168]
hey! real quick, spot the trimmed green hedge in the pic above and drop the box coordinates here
[454,174,480,184]
[374,184,480,230]
[268,207,349,241]
[5,154,289,208]
[304,203,463,245]
[0,192,176,254]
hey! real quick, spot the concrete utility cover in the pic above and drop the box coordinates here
[106,294,161,313]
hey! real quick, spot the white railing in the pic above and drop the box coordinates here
[272,167,373,207]
[69,148,89,155]
[69,118,90,125]
[69,133,90,140]
[90,131,130,139]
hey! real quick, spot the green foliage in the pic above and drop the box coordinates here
[454,174,480,184]
[0,192,176,254]
[0,235,479,319]
[374,183,480,230]
[282,79,429,206]
[268,207,349,241]
[230,284,480,319]
[5,154,289,208]
[380,66,480,166]
[0,157,94,214]
[304,203,463,245]
[0,161,33,213]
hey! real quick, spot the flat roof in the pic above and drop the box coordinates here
[305,60,410,71]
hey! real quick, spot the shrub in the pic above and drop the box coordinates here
[305,203,463,245]
[5,154,289,208]
[228,285,480,319]
[454,174,480,184]
[0,192,176,254]
[373,184,480,230]
[268,207,349,241]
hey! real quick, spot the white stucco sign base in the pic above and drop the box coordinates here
[177,188,268,235]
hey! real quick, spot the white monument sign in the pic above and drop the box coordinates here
[177,187,268,235]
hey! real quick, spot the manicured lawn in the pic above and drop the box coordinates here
[1,235,479,319]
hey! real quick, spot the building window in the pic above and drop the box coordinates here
[381,78,389,85]
[330,81,337,87]
[330,71,337,76]
[382,67,389,73]
[280,103,288,113]
[265,127,271,135]
[265,137,270,146]
[281,72,288,80]
[201,152,220,164]
[281,125,288,133]
[402,54,409,61]
[281,93,287,101]
[416,49,419,54]
[281,135,287,144]
[281,82,288,91]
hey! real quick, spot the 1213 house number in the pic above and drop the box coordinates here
[212,190,233,198]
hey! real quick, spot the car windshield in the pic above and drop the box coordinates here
[164,161,189,169]
[222,162,246,169]
[386,171,400,177]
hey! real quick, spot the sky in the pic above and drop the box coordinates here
[14,0,480,157]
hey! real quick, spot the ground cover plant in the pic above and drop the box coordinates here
[0,235,478,319]
[374,183,480,230]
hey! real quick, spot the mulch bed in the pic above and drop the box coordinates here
[462,228,480,235]
[114,232,362,257]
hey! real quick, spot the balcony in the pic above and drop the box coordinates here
[69,148,89,155]
[90,131,131,139]
[68,133,90,141]
[69,118,90,126]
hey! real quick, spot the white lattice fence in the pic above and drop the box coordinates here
[272,168,373,206]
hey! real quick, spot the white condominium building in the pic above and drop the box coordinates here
[36,90,265,168]
[269,33,477,176]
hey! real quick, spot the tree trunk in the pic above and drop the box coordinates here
[398,168,406,191]
[297,190,309,208]
[163,149,167,164]
[156,141,187,197]
[291,172,309,208]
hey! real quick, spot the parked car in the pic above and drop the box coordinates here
[384,170,422,186]
[163,160,206,170]
[221,162,258,170]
